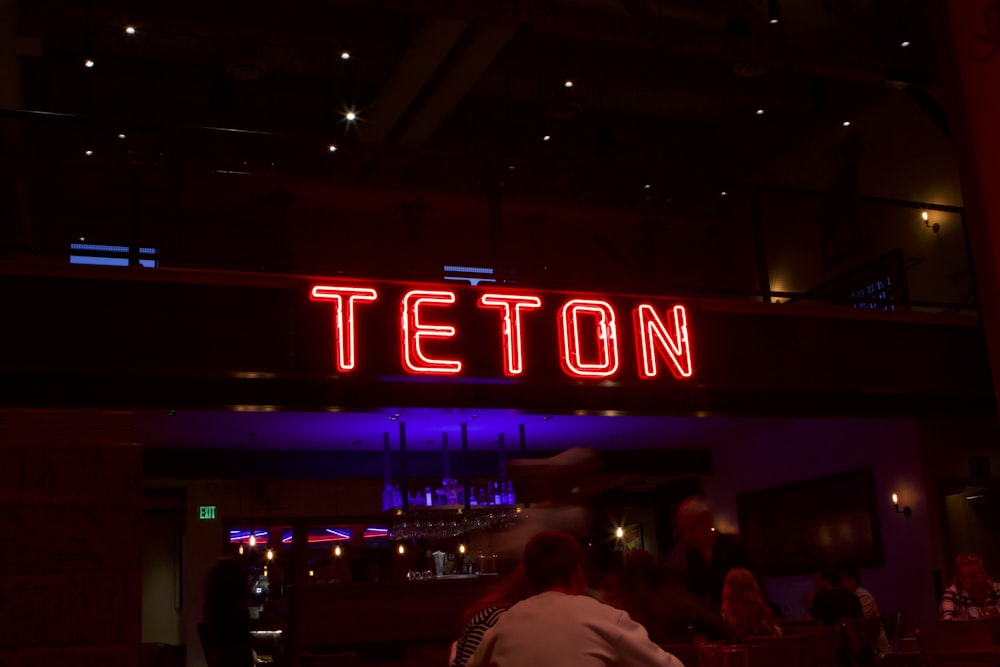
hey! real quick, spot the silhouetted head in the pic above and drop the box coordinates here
[523,530,587,594]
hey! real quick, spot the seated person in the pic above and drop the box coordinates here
[808,568,863,626]
[939,552,1000,620]
[468,531,684,667]
[451,564,534,667]
[721,567,782,641]
[842,567,889,652]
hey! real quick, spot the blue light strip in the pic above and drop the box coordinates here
[443,265,493,275]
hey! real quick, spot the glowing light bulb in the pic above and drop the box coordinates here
[543,134,551,141]
[125,26,136,35]
[85,150,94,157]
[842,120,851,127]
[755,108,764,115]
[334,545,342,557]
[398,544,405,555]
[345,111,357,121]
[117,133,127,140]
[238,545,244,555]
[720,191,728,197]
[459,544,466,554]
[84,59,95,68]
[327,144,337,153]
[892,493,899,505]
[615,526,624,539]
[921,211,929,222]
[564,80,574,88]
[769,18,779,24]
[341,51,351,60]
[249,535,256,547]
[900,41,911,48]
[266,548,274,560]
[308,569,314,577]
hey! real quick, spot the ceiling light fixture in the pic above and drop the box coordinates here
[125,25,136,35]
[564,80,574,88]
[900,40,911,48]
[842,120,851,127]
[84,58,95,68]
[85,150,94,157]
[327,144,338,153]
[543,134,551,141]
[341,50,351,60]
[755,108,765,115]
[117,133,126,140]
[345,111,357,122]
[767,0,781,25]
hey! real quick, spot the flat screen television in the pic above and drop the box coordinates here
[736,467,883,576]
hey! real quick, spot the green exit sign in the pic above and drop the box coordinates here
[199,505,216,520]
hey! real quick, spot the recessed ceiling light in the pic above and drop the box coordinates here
[340,50,351,60]
[125,25,136,35]
[769,18,779,24]
[84,150,94,157]
[721,191,728,196]
[842,120,851,127]
[900,40,911,48]
[564,80,574,88]
[345,111,357,121]
[643,184,651,189]
[543,134,551,141]
[755,108,765,115]
[117,133,127,140]
[84,59,95,68]
[327,144,338,153]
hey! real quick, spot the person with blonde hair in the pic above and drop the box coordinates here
[721,567,782,640]
[940,552,1000,620]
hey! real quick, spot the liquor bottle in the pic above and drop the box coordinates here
[425,487,433,507]
[493,482,502,505]
[505,481,515,504]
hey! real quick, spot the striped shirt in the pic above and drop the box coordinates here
[452,606,507,667]
[939,581,1000,620]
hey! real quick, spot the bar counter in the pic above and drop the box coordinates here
[295,574,500,649]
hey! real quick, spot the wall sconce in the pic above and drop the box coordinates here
[892,493,912,518]
[615,526,624,539]
[922,210,940,234]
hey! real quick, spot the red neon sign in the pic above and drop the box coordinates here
[310,286,379,371]
[401,290,462,374]
[634,304,693,379]
[478,293,543,376]
[310,282,694,381]
[558,299,620,378]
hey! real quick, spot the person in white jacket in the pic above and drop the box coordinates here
[468,531,686,667]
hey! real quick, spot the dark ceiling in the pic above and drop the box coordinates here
[4,0,942,221]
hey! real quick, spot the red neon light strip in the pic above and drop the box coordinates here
[558,299,620,378]
[634,304,693,379]
[401,290,462,374]
[478,293,543,376]
[310,286,379,371]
